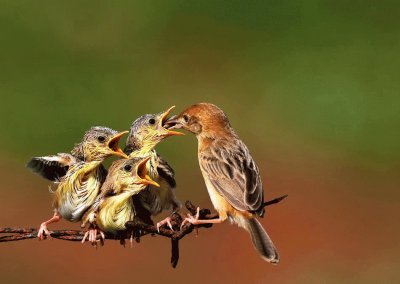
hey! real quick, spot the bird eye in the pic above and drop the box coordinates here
[148,118,156,125]
[183,114,189,123]
[97,136,106,142]
[124,164,132,172]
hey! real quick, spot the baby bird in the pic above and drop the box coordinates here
[27,126,128,240]
[166,103,280,263]
[125,106,183,231]
[81,157,159,244]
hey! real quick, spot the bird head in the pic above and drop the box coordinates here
[125,106,184,155]
[104,157,160,194]
[165,103,231,137]
[71,126,129,161]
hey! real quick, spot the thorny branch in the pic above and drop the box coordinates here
[0,195,287,268]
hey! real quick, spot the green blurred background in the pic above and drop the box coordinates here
[0,1,399,283]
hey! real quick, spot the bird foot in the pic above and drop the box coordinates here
[181,207,201,229]
[37,223,51,240]
[157,216,174,232]
[82,227,105,247]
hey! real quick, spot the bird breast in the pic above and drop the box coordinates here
[201,173,232,221]
[97,193,135,233]
[55,162,104,222]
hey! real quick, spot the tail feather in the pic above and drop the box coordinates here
[243,218,279,264]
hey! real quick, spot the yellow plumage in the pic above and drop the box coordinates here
[96,192,135,234]
[27,126,129,240]
[55,160,104,222]
[81,157,158,243]
[125,108,183,231]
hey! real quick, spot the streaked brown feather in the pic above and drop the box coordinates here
[199,138,264,216]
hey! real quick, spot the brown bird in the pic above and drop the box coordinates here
[166,103,279,263]
[27,126,128,240]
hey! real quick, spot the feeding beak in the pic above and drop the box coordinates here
[108,131,129,159]
[164,115,184,130]
[160,106,185,136]
[136,157,160,187]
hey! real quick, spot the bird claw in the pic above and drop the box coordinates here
[37,223,51,240]
[82,227,105,246]
[156,216,174,232]
[180,207,201,229]
[82,231,90,244]
[130,233,134,248]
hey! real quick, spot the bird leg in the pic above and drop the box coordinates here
[38,212,61,240]
[82,226,105,246]
[157,216,174,232]
[181,207,224,229]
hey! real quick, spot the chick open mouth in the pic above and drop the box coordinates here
[160,106,184,135]
[136,157,160,187]
[136,158,148,179]
[108,136,123,152]
[160,106,175,128]
[107,131,129,158]
[108,139,120,152]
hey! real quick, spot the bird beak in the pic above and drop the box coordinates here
[136,157,160,187]
[164,115,183,130]
[160,106,184,136]
[108,131,129,159]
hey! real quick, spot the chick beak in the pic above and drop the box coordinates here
[136,157,160,187]
[108,131,129,159]
[161,106,185,136]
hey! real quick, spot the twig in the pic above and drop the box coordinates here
[0,195,287,267]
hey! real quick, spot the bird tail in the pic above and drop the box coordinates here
[240,217,279,264]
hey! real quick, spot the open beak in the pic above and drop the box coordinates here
[164,115,183,130]
[160,106,185,136]
[108,131,129,159]
[136,157,160,187]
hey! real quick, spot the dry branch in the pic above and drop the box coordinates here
[0,195,287,268]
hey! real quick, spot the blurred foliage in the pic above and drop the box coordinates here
[0,0,398,168]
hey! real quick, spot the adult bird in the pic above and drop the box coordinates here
[81,157,159,244]
[124,106,184,231]
[166,103,279,263]
[27,126,128,239]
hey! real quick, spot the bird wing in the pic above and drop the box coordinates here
[26,153,78,182]
[137,153,180,215]
[199,139,264,215]
[156,153,176,188]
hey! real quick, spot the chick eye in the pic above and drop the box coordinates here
[183,114,189,123]
[148,118,156,125]
[97,136,106,142]
[124,164,132,172]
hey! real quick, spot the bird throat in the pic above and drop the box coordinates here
[127,137,158,158]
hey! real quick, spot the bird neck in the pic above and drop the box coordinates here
[197,127,238,152]
[128,147,157,159]
[98,192,135,232]
[197,124,236,141]
[101,189,141,214]
[73,160,103,176]
[113,190,136,202]
[126,137,158,156]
